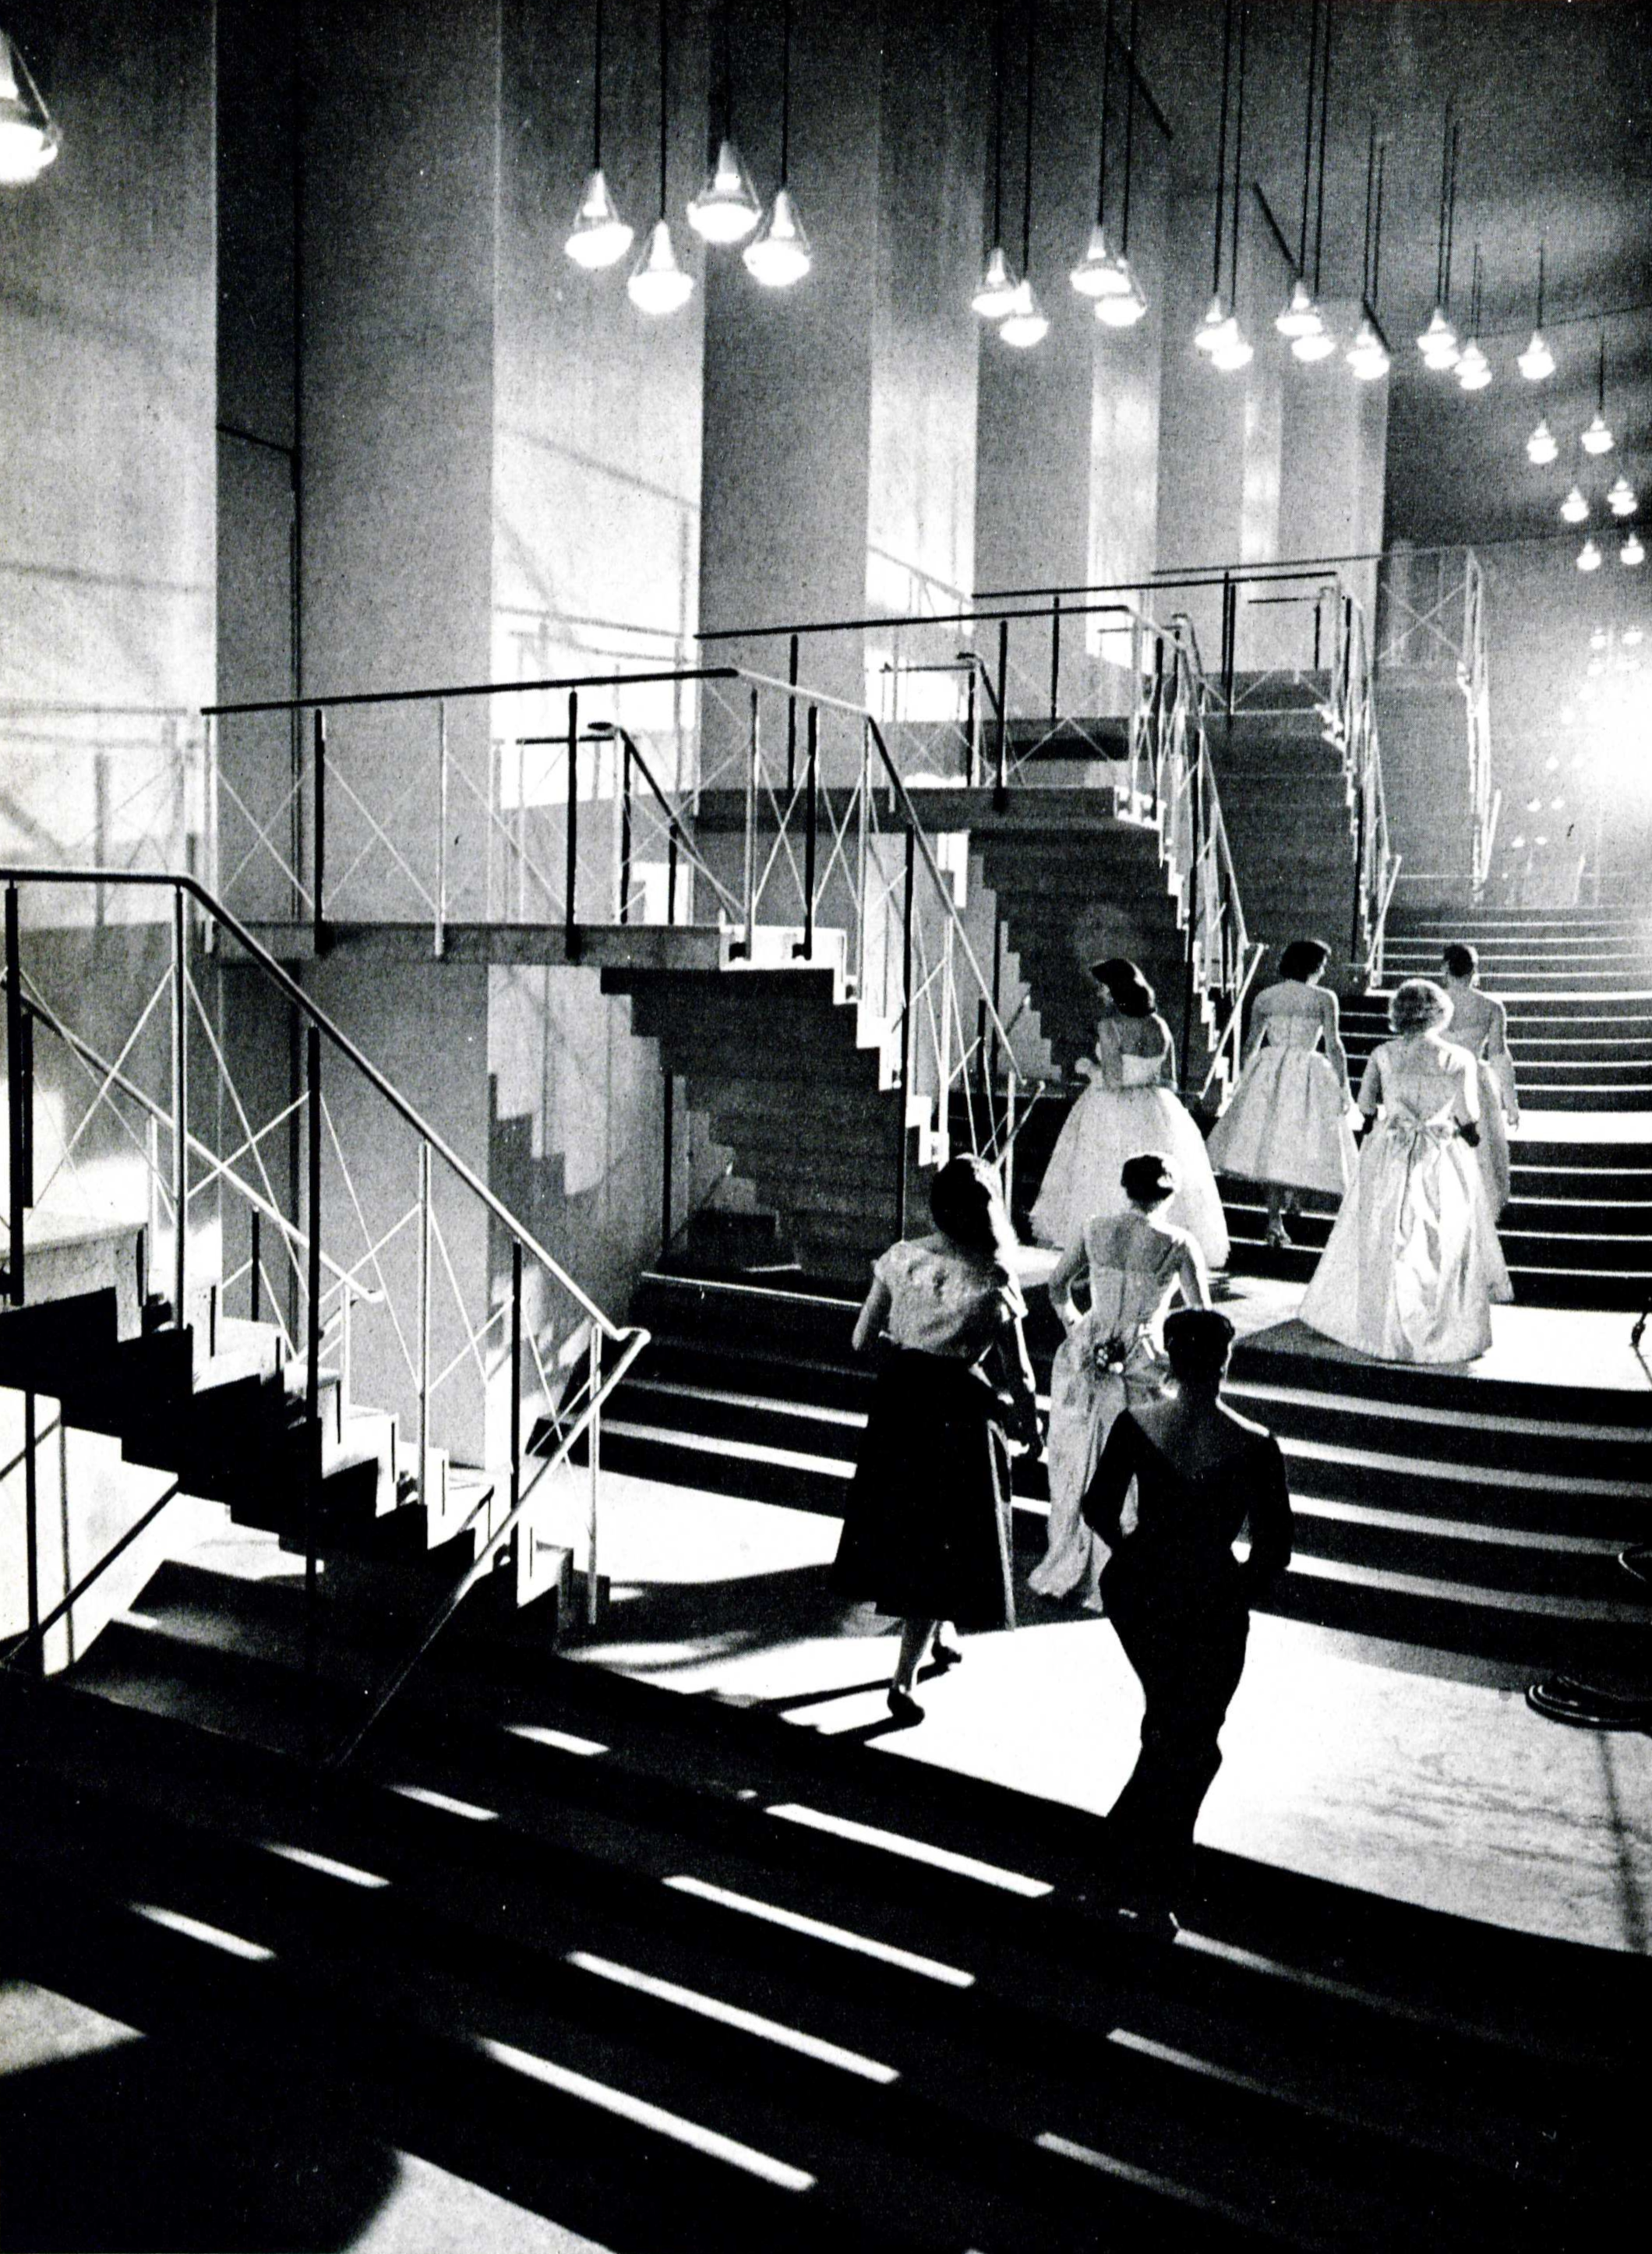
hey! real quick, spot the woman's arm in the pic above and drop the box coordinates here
[1487,998,1520,1123]
[1081,1415,1142,1546]
[851,1274,893,1355]
[1355,1049,1383,1125]
[1090,1016,1127,1091]
[1177,1237,1213,1310]
[1149,1014,1175,1088]
[1047,1236,1087,1330]
[1319,987,1352,1097]
[1239,988,1273,1071]
[1452,1047,1482,1133]
[1241,1437,1294,1591]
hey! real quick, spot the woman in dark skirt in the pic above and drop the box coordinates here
[831,1156,1040,1723]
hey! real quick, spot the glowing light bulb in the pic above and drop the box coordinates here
[1561,486,1589,525]
[0,35,58,185]
[1094,257,1147,327]
[971,245,1020,319]
[1590,626,1609,650]
[1577,538,1602,573]
[687,140,761,243]
[1623,532,1647,568]
[627,220,695,316]
[1276,277,1322,339]
[1625,627,1645,647]
[1071,222,1128,299]
[1292,327,1338,364]
[1417,306,1459,368]
[1347,319,1389,380]
[1212,326,1254,373]
[998,277,1050,350]
[743,188,812,288]
[1526,418,1558,466]
[1194,293,1230,355]
[1580,410,1615,457]
[565,168,634,270]
[1456,340,1491,390]
[1608,475,1637,518]
[1516,329,1555,381]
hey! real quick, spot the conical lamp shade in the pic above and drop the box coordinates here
[1456,340,1491,390]
[627,219,695,316]
[565,168,634,270]
[1293,327,1338,363]
[743,186,812,288]
[1576,538,1602,572]
[1347,318,1389,380]
[998,277,1050,349]
[1560,486,1589,525]
[0,33,58,184]
[1194,292,1230,354]
[1213,326,1254,372]
[1608,475,1637,518]
[1526,418,1558,465]
[1276,277,1322,339]
[1094,257,1147,327]
[1071,221,1128,299]
[972,244,1020,318]
[1417,306,1459,367]
[1622,532,1646,567]
[687,138,761,243]
[1580,410,1615,457]
[1516,329,1554,380]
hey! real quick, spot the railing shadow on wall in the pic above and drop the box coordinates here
[1375,542,1496,904]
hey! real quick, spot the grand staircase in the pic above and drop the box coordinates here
[1223,905,1652,1310]
[1209,681,1361,973]
[0,1557,1643,2250]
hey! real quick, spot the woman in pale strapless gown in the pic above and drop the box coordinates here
[1206,939,1357,1244]
[1032,959,1230,1270]
[1031,1154,1210,1608]
[1439,943,1520,1216]
[1300,980,1513,1363]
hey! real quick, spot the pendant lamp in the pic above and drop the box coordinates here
[1624,532,1647,569]
[688,4,761,243]
[566,0,634,269]
[0,31,58,185]
[1526,418,1558,466]
[999,3,1049,347]
[1213,2,1252,372]
[1516,245,1555,380]
[629,0,694,315]
[744,2,812,285]
[972,2,1020,316]
[1280,2,1327,344]
[1561,487,1589,525]
[1580,334,1615,454]
[1347,115,1392,380]
[1456,245,1491,389]
[1608,475,1637,518]
[1576,539,1602,573]
[1417,105,1460,368]
[1094,0,1147,327]
[1347,318,1389,380]
[1195,0,1235,355]
[1072,0,1126,298]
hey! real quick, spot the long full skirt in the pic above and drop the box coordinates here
[1032,1084,1230,1270]
[1205,1048,1356,1197]
[1298,1123,1513,1363]
[831,1350,1016,1631]
[1029,1316,1166,1603]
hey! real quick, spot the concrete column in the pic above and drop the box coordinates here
[1277,294,1389,624]
[697,0,988,772]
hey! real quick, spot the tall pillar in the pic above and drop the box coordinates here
[1277,295,1389,623]
[697,0,988,768]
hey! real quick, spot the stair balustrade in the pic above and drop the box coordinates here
[0,866,645,1751]
[1375,542,1496,903]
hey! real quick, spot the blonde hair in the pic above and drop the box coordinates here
[1389,978,1451,1035]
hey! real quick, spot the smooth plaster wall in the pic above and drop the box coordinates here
[0,0,215,922]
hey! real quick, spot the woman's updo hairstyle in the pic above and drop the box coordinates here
[1121,1153,1177,1206]
[929,1154,1018,1270]
[1389,978,1452,1036]
[1089,956,1156,1018]
[1279,938,1331,984]
[1163,1308,1236,1387]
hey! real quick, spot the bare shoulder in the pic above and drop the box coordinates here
[1221,1404,1273,1444]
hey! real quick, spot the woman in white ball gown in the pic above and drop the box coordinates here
[1205,938,1357,1244]
[1031,959,1230,1271]
[1438,942,1520,1216]
[1299,979,1513,1363]
[1030,1153,1209,1609]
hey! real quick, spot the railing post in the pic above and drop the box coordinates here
[1049,592,1062,722]
[895,824,916,1241]
[1350,777,1368,963]
[1002,1070,1017,1218]
[667,824,680,925]
[733,684,760,959]
[435,697,449,958]
[312,708,327,954]
[23,1388,40,1673]
[1181,762,1201,1095]
[618,734,634,925]
[94,754,109,928]
[249,1208,262,1323]
[585,1326,602,1627]
[204,716,220,952]
[785,632,800,793]
[564,690,581,963]
[994,619,1010,803]
[964,659,978,786]
[171,885,188,1328]
[793,704,818,961]
[852,722,870,997]
[5,885,28,1307]
[146,1115,161,1307]
[1221,576,1236,715]
[417,1142,432,1511]
[304,1022,323,1718]
[660,1070,675,1259]
[509,1238,523,1521]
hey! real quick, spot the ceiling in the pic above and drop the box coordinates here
[1124,0,1652,546]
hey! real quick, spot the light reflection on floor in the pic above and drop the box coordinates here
[542,1469,1652,1957]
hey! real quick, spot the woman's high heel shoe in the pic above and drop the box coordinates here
[1265,1217,1293,1249]
[930,1640,963,1671]
[887,1687,924,1725]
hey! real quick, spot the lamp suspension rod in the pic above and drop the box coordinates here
[1435,101,1450,305]
[1213,0,1233,298]
[1120,0,1138,254]
[718,0,732,145]
[991,0,1004,247]
[591,0,604,168]
[1228,0,1247,312]
[1597,330,1606,410]
[1361,108,1375,306]
[1371,137,1385,309]
[1095,0,1113,225]
[657,0,669,215]
[1443,115,1460,312]
[1297,0,1319,277]
[779,0,792,182]
[1021,0,1036,274]
[1312,0,1330,295]
[1536,238,1545,328]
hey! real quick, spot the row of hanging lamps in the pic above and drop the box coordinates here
[0,28,58,185]
[1193,0,1235,354]
[627,0,694,316]
[1347,121,1390,379]
[1211,2,1252,370]
[972,1,1020,318]
[1580,334,1615,454]
[1576,532,1646,571]
[1456,244,1491,390]
[998,3,1050,347]
[567,0,634,268]
[1276,0,1324,341]
[1516,244,1555,380]
[1416,104,1460,368]
[743,2,811,285]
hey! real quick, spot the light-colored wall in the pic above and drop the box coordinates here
[0,0,215,923]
